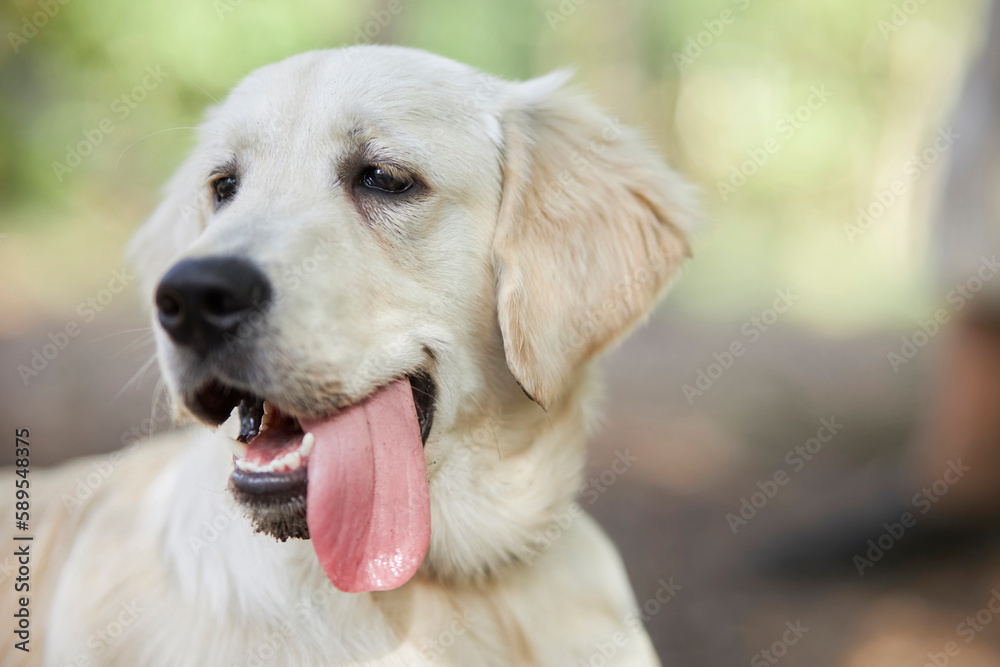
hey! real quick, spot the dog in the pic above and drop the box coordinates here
[2,46,695,666]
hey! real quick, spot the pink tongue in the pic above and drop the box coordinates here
[302,378,430,593]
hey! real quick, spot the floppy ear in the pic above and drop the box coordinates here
[126,154,209,308]
[493,73,697,409]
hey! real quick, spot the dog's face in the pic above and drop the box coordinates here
[130,46,694,591]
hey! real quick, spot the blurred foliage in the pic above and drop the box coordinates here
[0,0,988,334]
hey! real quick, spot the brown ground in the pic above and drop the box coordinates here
[4,303,1000,666]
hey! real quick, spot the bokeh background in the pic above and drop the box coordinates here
[1,0,996,664]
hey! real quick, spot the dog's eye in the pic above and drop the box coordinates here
[359,166,412,194]
[212,175,239,206]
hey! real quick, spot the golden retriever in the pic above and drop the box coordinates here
[2,46,695,666]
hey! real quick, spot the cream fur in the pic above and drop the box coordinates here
[0,46,695,666]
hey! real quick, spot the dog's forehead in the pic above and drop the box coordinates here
[213,47,504,150]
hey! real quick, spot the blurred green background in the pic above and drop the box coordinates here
[0,0,986,337]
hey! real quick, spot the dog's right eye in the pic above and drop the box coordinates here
[212,175,239,207]
[359,166,413,194]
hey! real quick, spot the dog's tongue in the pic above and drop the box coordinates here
[302,378,430,593]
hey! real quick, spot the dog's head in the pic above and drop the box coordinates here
[129,46,695,592]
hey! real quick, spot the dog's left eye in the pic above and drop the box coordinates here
[359,166,412,194]
[212,175,239,207]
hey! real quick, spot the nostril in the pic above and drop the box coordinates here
[156,289,183,318]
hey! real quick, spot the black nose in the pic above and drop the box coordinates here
[155,257,271,356]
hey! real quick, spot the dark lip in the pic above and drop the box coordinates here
[229,466,310,541]
[230,465,307,504]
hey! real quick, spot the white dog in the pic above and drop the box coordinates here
[3,46,695,666]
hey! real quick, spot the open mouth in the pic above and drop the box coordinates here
[190,370,436,473]
[186,370,436,592]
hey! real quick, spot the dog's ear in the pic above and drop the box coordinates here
[493,73,697,409]
[126,155,209,308]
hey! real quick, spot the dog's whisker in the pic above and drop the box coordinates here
[114,127,203,172]
[113,353,160,403]
[111,333,157,359]
[467,395,502,461]
[409,385,436,400]
[149,375,169,429]
[179,76,221,105]
[88,327,154,343]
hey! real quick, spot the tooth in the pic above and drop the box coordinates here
[235,457,256,472]
[229,439,249,458]
[263,401,273,415]
[299,432,315,457]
